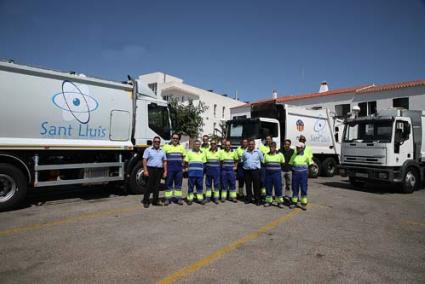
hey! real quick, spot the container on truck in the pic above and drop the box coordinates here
[0,61,171,210]
[339,108,425,193]
[226,102,343,177]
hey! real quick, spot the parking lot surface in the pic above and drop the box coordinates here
[0,176,424,283]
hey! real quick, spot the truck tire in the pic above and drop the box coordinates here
[309,158,321,178]
[0,163,28,211]
[128,162,146,194]
[321,157,337,177]
[401,167,418,194]
[349,176,364,188]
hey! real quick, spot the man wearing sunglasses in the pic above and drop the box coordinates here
[142,136,167,208]
[163,133,186,205]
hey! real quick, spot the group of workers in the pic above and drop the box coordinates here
[141,133,313,210]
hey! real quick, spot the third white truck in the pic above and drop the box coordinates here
[339,108,425,193]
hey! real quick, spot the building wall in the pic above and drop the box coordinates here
[230,86,425,119]
[139,72,245,137]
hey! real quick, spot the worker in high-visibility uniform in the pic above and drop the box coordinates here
[163,133,186,206]
[259,135,273,199]
[263,142,285,208]
[184,140,207,205]
[289,141,313,210]
[220,140,238,202]
[201,134,210,152]
[236,138,248,199]
[299,135,313,159]
[205,140,221,204]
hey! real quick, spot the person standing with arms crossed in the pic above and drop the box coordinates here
[242,139,263,205]
[236,138,248,200]
[163,133,186,206]
[280,139,294,204]
[289,141,313,210]
[205,140,221,204]
[220,140,238,203]
[263,142,285,208]
[142,136,167,208]
[184,140,207,205]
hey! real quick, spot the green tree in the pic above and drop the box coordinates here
[168,98,208,138]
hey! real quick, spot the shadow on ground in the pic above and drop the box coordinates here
[7,183,166,212]
[319,177,423,195]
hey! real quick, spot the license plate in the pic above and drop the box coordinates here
[355,172,368,178]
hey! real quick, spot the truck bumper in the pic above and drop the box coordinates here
[339,164,402,183]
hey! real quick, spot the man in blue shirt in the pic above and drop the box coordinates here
[242,139,264,205]
[142,136,167,208]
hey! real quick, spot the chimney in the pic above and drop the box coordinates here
[272,89,278,99]
[319,81,329,93]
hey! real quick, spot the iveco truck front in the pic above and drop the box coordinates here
[340,108,425,193]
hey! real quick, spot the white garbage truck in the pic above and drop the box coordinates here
[339,108,425,193]
[226,102,344,177]
[0,61,171,210]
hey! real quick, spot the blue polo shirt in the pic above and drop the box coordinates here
[242,149,263,170]
[143,146,167,168]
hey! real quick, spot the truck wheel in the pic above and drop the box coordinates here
[0,163,28,211]
[321,157,337,177]
[309,158,321,178]
[401,168,418,194]
[349,176,364,188]
[128,162,146,194]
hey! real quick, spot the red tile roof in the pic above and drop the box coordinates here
[232,78,425,109]
[356,79,425,94]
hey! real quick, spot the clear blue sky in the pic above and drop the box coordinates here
[1,0,424,102]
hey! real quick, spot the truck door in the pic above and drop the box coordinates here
[393,120,413,164]
[110,110,130,141]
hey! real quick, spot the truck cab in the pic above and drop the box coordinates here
[340,108,425,193]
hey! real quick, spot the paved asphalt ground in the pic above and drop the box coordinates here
[0,176,424,284]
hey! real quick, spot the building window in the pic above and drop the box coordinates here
[222,106,225,118]
[213,122,217,134]
[358,101,376,116]
[213,104,217,117]
[368,101,377,115]
[393,97,409,109]
[181,96,185,103]
[335,104,351,117]
[148,83,157,94]
[358,102,367,117]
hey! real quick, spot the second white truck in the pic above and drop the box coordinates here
[226,103,343,177]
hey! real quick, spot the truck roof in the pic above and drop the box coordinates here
[0,60,133,91]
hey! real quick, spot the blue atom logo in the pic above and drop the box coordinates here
[52,80,99,124]
[314,119,326,132]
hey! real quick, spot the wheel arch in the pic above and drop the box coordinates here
[401,160,422,183]
[0,154,31,184]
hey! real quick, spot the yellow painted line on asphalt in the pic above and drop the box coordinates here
[156,208,303,284]
[402,220,425,227]
[0,205,142,238]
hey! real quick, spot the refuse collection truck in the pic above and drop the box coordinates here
[339,108,425,193]
[226,102,343,177]
[0,61,171,210]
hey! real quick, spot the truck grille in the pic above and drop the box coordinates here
[343,155,385,165]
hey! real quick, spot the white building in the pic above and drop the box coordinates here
[139,72,244,139]
[231,79,425,119]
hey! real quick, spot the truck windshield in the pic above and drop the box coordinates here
[227,120,261,139]
[148,103,171,140]
[343,121,393,143]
